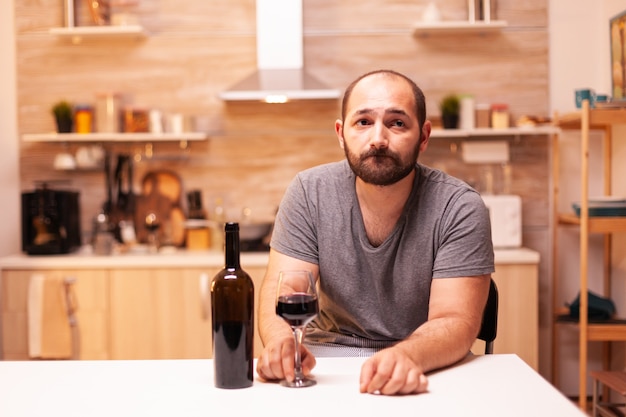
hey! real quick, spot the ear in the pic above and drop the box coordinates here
[419,119,432,152]
[335,119,345,149]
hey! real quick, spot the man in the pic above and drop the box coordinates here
[256,69,494,395]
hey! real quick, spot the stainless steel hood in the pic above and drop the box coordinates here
[218,0,340,103]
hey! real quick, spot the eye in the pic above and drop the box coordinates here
[391,119,405,128]
[356,119,371,126]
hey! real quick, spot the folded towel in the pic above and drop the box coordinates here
[28,274,72,359]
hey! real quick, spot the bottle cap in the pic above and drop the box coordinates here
[225,222,239,232]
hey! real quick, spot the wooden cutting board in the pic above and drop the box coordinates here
[134,170,186,246]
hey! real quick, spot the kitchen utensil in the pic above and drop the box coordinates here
[134,170,186,247]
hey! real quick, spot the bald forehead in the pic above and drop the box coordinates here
[347,73,416,111]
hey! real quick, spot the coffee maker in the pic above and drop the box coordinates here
[21,184,82,255]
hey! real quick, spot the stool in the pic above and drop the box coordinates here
[590,370,626,417]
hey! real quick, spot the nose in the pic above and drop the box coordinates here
[369,123,389,149]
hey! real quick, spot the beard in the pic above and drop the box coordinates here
[344,140,420,186]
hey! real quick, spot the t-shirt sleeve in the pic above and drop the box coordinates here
[269,175,320,265]
[432,190,495,278]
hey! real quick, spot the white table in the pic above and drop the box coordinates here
[0,354,585,416]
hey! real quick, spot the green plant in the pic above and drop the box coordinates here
[439,94,460,116]
[52,100,73,119]
[51,100,74,133]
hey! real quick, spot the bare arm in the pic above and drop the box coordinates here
[256,249,319,382]
[359,275,490,395]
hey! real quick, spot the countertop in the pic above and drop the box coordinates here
[0,247,539,270]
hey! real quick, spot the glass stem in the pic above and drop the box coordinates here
[293,327,305,380]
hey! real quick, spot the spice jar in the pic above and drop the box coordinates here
[490,103,509,129]
[74,105,94,133]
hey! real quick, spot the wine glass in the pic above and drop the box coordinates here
[276,270,319,388]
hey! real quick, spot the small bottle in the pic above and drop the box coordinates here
[211,197,225,251]
[211,222,254,389]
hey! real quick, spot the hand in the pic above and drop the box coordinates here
[359,346,428,395]
[256,336,316,382]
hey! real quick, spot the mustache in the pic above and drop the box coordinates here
[362,148,397,159]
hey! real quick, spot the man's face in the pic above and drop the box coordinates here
[336,74,428,186]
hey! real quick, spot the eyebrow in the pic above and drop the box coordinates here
[353,108,409,117]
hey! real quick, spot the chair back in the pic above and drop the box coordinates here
[477,278,498,354]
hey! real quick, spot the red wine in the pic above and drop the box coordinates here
[276,293,319,327]
[211,222,254,389]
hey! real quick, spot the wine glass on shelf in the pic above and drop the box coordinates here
[144,212,160,253]
[276,270,319,388]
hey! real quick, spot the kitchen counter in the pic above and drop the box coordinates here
[0,247,538,269]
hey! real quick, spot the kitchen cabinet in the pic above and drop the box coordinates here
[471,250,540,370]
[551,100,626,410]
[109,267,262,360]
[0,269,109,360]
[1,263,267,361]
[1,251,535,364]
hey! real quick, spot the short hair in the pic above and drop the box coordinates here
[340,69,427,128]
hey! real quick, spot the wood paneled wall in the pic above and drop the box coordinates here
[15,0,552,375]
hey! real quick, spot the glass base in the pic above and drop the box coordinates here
[280,377,317,388]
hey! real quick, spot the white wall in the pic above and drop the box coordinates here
[550,0,626,396]
[0,0,20,359]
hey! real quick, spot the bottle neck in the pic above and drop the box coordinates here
[224,227,240,269]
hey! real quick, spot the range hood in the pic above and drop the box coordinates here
[219,0,340,103]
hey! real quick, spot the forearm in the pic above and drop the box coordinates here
[393,275,490,373]
[393,315,478,373]
[258,274,292,345]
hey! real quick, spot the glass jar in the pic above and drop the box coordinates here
[74,105,94,133]
[490,103,509,129]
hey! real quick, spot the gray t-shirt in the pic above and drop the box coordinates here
[271,160,494,348]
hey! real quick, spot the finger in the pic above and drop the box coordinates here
[395,368,420,395]
[365,359,395,394]
[359,359,376,393]
[379,364,406,395]
[281,340,296,382]
[300,346,317,376]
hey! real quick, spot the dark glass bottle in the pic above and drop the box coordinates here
[211,222,254,389]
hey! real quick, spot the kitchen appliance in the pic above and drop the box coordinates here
[480,194,522,248]
[21,185,82,255]
[219,0,339,102]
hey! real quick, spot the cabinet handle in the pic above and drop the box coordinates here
[62,276,80,360]
[199,273,210,321]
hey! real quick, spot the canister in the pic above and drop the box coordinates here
[459,94,475,130]
[475,104,490,128]
[95,93,122,133]
[74,105,93,134]
[490,103,509,129]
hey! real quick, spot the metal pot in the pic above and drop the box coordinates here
[239,222,273,242]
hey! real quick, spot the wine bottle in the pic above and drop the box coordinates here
[211,222,254,389]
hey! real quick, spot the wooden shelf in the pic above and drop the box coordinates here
[551,99,626,410]
[22,132,209,143]
[49,25,147,42]
[557,107,626,130]
[412,20,507,36]
[557,213,626,233]
[430,126,558,138]
[554,319,626,342]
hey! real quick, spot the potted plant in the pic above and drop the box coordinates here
[439,94,460,129]
[52,100,74,133]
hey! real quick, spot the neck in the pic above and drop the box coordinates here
[355,169,415,216]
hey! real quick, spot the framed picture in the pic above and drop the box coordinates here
[610,10,626,100]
